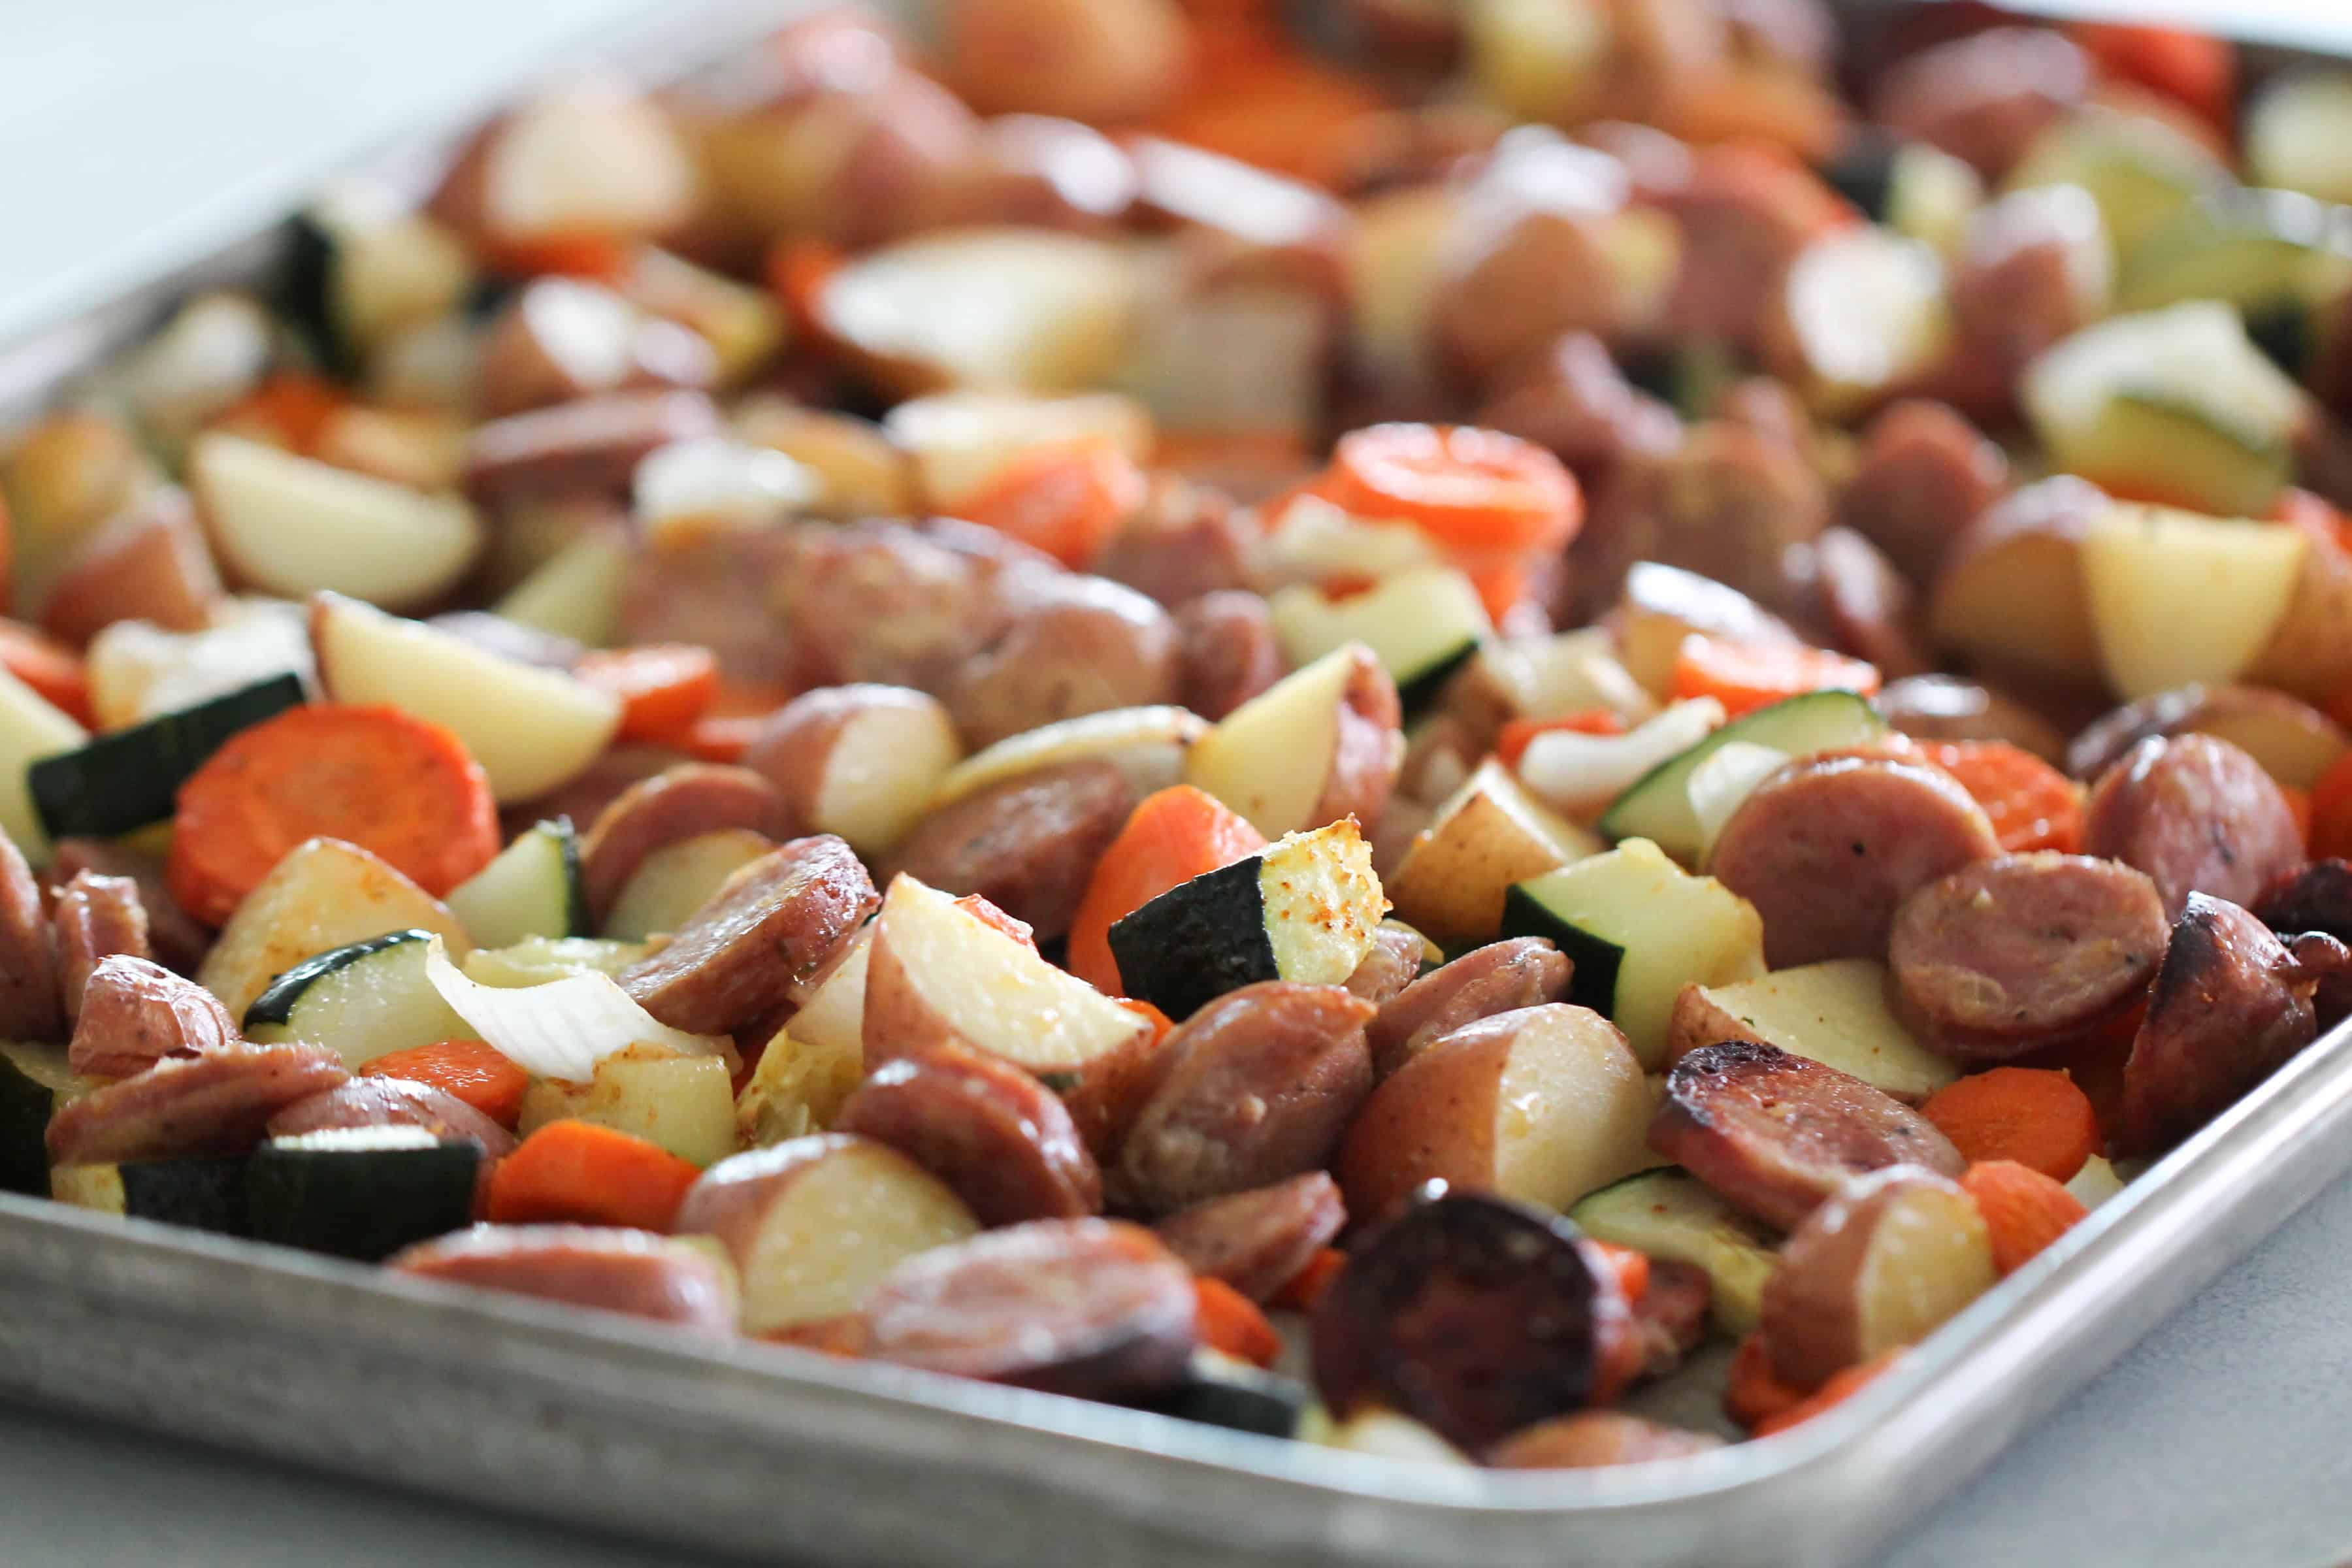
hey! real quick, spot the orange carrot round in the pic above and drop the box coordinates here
[2309,750,2352,860]
[1067,785,1269,995]
[2068,22,2234,132]
[1919,1067,2101,1183]
[1961,1159,2091,1277]
[0,620,92,725]
[1669,635,1882,719]
[1912,740,2084,855]
[477,230,632,283]
[954,438,1147,569]
[1193,1275,1282,1367]
[575,644,721,743]
[359,1039,532,1130]
[1325,424,1582,570]
[1271,1245,1347,1313]
[166,702,499,924]
[486,1119,704,1233]
[1724,1330,1812,1428]
[1751,1350,1905,1437]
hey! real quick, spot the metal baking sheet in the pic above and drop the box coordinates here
[5,3,2352,1563]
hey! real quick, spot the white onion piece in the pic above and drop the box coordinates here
[423,936,728,1083]
[1687,741,1792,868]
[1517,698,1725,817]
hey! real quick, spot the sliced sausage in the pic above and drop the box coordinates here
[1474,331,1681,485]
[1342,924,1426,1009]
[1113,981,1376,1217]
[40,489,222,646]
[944,574,1181,749]
[1835,399,2009,588]
[501,744,696,846]
[1648,1040,1965,1230]
[1573,421,1828,619]
[2066,685,2349,787]
[2083,734,2306,921]
[835,1043,1102,1226]
[885,760,1135,941]
[860,1218,1198,1399]
[1309,1191,1636,1452]
[49,838,209,974]
[1869,27,2091,180]
[54,871,152,1022]
[46,1042,350,1166]
[1092,481,1254,608]
[620,836,880,1037]
[1175,591,1283,723]
[1889,853,2171,1060]
[1486,1410,1724,1469]
[578,763,792,922]
[1874,676,2068,764]
[2286,930,2352,1034]
[463,389,722,504]
[265,1077,517,1158]
[779,521,1038,694]
[1951,186,2107,391]
[389,1224,736,1330]
[2116,893,2320,1156]
[1809,526,1933,679]
[1631,1257,1713,1380]
[0,827,61,1043]
[618,528,804,687]
[1710,755,2002,968]
[1364,937,1573,1079]
[2254,860,2352,947]
[1661,144,1844,353]
[1152,1171,1347,1303]
[67,955,238,1079]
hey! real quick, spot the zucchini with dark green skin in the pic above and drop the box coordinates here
[29,673,305,842]
[446,819,589,947]
[243,928,472,1070]
[0,1043,80,1197]
[245,1126,480,1261]
[1267,569,1490,720]
[52,1157,252,1236]
[1143,1352,1312,1439]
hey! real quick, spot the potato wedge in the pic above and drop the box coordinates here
[1926,476,2107,689]
[2081,503,2305,700]
[1385,759,1601,947]
[2066,683,2350,790]
[602,830,776,943]
[1610,563,1799,702]
[883,388,1154,511]
[197,836,470,1019]
[2247,506,2352,702]
[0,667,88,866]
[1186,644,1403,840]
[1667,960,1959,1103]
[742,685,961,857]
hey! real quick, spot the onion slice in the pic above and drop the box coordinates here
[1517,698,1725,817]
[423,936,730,1083]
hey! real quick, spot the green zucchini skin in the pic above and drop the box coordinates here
[1394,644,1478,721]
[1500,884,1624,1021]
[122,1158,253,1237]
[0,1054,53,1197]
[555,817,592,939]
[30,672,306,842]
[242,928,436,1032]
[244,1141,480,1262]
[278,212,353,378]
[1108,858,1279,1021]
[1822,136,1897,222]
[1145,1357,1311,1439]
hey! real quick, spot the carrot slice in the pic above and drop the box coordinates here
[1325,424,1582,570]
[359,1039,531,1129]
[477,230,632,283]
[2284,784,2314,854]
[1919,1067,2100,1183]
[1146,50,1392,189]
[1193,1275,1282,1367]
[678,713,762,765]
[574,644,721,743]
[2310,750,2352,860]
[1467,563,1528,626]
[1066,786,1269,995]
[1588,1241,1651,1309]
[1117,996,1176,1048]
[1908,740,2085,855]
[1496,710,1625,770]
[1961,1160,2090,1277]
[166,702,499,925]
[2068,23,2234,133]
[0,621,93,725]
[1751,1350,1905,1437]
[212,371,350,454]
[764,237,847,340]
[1724,1330,1812,1427]
[486,1119,704,1232]
[1669,636,1882,718]
[1270,1245,1346,1313]
[954,438,1147,569]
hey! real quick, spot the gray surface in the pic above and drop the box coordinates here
[6,3,2352,1565]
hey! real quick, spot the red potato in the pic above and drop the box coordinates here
[1925,475,2108,693]
[939,0,1188,126]
[1869,27,2089,179]
[390,1224,738,1330]
[429,76,703,246]
[475,280,717,418]
[68,955,233,1079]
[672,1133,981,1333]
[1873,675,2069,765]
[942,576,1182,750]
[836,1043,1103,1226]
[740,685,962,858]
[1607,559,1801,700]
[1184,644,1405,841]
[2248,504,2352,702]
[53,872,151,1024]
[1337,1003,1655,1227]
[577,763,792,923]
[38,489,221,646]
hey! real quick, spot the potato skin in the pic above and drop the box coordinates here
[1315,649,1407,836]
[1336,1019,1509,1225]
[940,0,1188,127]
[741,683,956,841]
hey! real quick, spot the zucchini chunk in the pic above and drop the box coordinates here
[446,818,589,948]
[245,1126,480,1261]
[1267,567,1490,717]
[1823,136,1984,255]
[243,928,475,1069]
[1501,838,1765,1070]
[1596,689,1883,864]
[1385,759,1600,948]
[29,673,305,844]
[1109,819,1387,1021]
[0,1043,91,1197]
[2118,188,2352,317]
[2005,106,2226,257]
[1569,1168,1779,1333]
[52,1157,251,1236]
[284,184,475,376]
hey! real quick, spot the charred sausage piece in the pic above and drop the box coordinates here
[1869,27,2091,179]
[578,764,792,922]
[2285,931,2352,1033]
[1175,591,1284,723]
[1113,982,1376,1218]
[1485,1410,1725,1469]
[836,1043,1103,1226]
[860,1218,1198,1399]
[1889,853,2171,1061]
[2116,894,2321,1156]
[1631,1257,1713,1381]
[389,1224,736,1330]
[46,1042,350,1166]
[2254,860,2352,946]
[1092,482,1254,608]
[0,827,61,1043]
[2083,734,2307,921]
[779,521,1037,694]
[1364,937,1573,1079]
[1648,1041,1965,1230]
[265,1077,518,1159]
[1309,1191,1637,1452]
[1835,400,2009,588]
[1343,924,1427,1009]
[1710,756,2001,969]
[1809,526,1933,679]
[1874,676,2068,764]
[944,575,1181,749]
[54,872,152,1023]
[1473,331,1682,486]
[67,955,239,1079]
[1153,1171,1347,1303]
[885,760,1135,941]
[620,837,880,1036]
[49,839,210,974]
[464,389,723,504]
[1573,422,1828,619]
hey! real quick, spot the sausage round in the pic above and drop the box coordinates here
[1175,591,1284,723]
[1950,186,2106,388]
[48,840,208,975]
[1873,676,2068,764]
[1112,981,1376,1217]
[619,836,880,1037]
[389,1224,736,1330]
[2083,734,2307,921]
[1341,924,1426,1009]
[54,871,152,1024]
[1152,1171,1347,1303]
[860,1218,1198,1399]
[1090,482,1253,608]
[1835,399,2009,587]
[778,521,1037,694]
[464,389,723,504]
[2254,859,2352,946]
[836,1043,1103,1226]
[266,1077,518,1158]
[578,763,791,923]
[1364,936,1574,1079]
[1889,853,2171,1060]
[1485,1410,1724,1469]
[1868,27,2090,179]
[884,759,1136,942]
[1810,526,1933,679]
[46,1042,350,1166]
[1647,1040,1965,1230]
[943,575,1181,749]
[1573,421,1828,619]
[1710,755,2002,968]
[1631,1256,1714,1381]
[1473,331,1681,485]
[67,955,239,1080]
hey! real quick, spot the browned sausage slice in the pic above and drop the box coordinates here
[620,836,880,1036]
[835,1042,1102,1226]
[49,838,209,973]
[2116,893,2320,1156]
[1175,591,1283,723]
[47,1042,350,1165]
[1092,482,1252,608]
[1112,981,1375,1217]
[54,871,152,1022]
[2084,734,2306,921]
[67,955,239,1079]
[2255,860,2352,944]
[1309,1191,1636,1452]
[1889,853,2170,1060]
[1364,936,1573,1079]
[578,762,791,922]
[1873,675,2068,764]
[1152,1171,1347,1303]
[944,575,1181,749]
[1342,923,1426,1007]
[0,827,61,1043]
[1648,1040,1965,1230]
[265,1078,518,1158]
[1485,1410,1724,1469]
[1869,27,2090,178]
[1835,399,2008,587]
[389,1224,736,1330]
[885,760,1136,942]
[1710,755,2001,968]
[860,1218,1198,1399]
[464,389,722,504]
[1810,526,1932,679]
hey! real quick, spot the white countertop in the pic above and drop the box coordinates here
[5,4,2351,1564]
